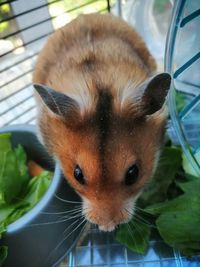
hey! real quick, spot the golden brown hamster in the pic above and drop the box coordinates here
[33,13,171,232]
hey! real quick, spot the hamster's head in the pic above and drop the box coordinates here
[34,73,171,231]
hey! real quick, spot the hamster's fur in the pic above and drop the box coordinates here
[33,13,171,231]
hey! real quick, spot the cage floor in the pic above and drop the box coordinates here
[65,228,200,267]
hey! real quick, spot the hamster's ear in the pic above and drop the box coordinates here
[33,84,79,119]
[140,73,171,116]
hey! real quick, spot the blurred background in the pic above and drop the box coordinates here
[0,0,173,127]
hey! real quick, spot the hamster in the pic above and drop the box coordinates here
[33,13,171,232]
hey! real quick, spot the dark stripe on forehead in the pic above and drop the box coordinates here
[95,90,113,168]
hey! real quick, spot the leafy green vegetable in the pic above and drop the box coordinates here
[0,133,52,265]
[182,150,200,176]
[0,171,52,227]
[0,204,15,225]
[116,146,182,254]
[0,150,22,204]
[145,177,200,215]
[23,171,52,206]
[15,144,29,188]
[10,172,51,225]
[116,142,200,257]
[0,134,11,152]
[138,146,182,207]
[0,223,6,239]
[156,211,200,255]
[116,218,151,254]
[145,177,200,255]
[0,134,27,204]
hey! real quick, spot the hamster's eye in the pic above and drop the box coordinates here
[125,164,139,186]
[74,165,85,185]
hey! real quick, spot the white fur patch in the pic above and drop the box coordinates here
[68,76,96,116]
[116,78,144,113]
[120,81,140,107]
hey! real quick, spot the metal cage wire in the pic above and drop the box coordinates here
[0,0,110,127]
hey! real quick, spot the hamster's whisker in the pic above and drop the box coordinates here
[132,219,148,245]
[27,217,76,227]
[134,206,152,215]
[61,206,83,214]
[124,208,134,217]
[131,222,145,248]
[81,207,91,217]
[56,209,83,220]
[59,212,83,221]
[56,218,86,250]
[54,194,82,204]
[132,208,156,228]
[27,209,83,227]
[63,217,87,242]
[133,211,149,223]
[127,223,139,253]
[129,220,145,251]
[63,215,85,235]
[45,218,87,266]
[125,208,156,228]
[84,210,96,224]
[40,207,82,215]
[134,214,156,228]
[81,209,89,215]
[129,219,143,237]
[62,217,81,236]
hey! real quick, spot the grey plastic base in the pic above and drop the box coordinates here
[0,125,84,267]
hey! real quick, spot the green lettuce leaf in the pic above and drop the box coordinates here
[0,204,15,224]
[116,143,200,257]
[0,134,11,153]
[0,150,21,204]
[145,177,200,214]
[0,171,52,227]
[0,133,52,264]
[0,134,38,204]
[116,218,151,254]
[145,177,200,255]
[116,146,182,254]
[138,146,182,207]
[23,171,52,205]
[15,144,29,188]
[0,223,6,239]
[182,150,200,176]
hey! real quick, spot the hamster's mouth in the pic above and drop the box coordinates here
[98,223,116,232]
[81,196,135,232]
[84,213,132,232]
